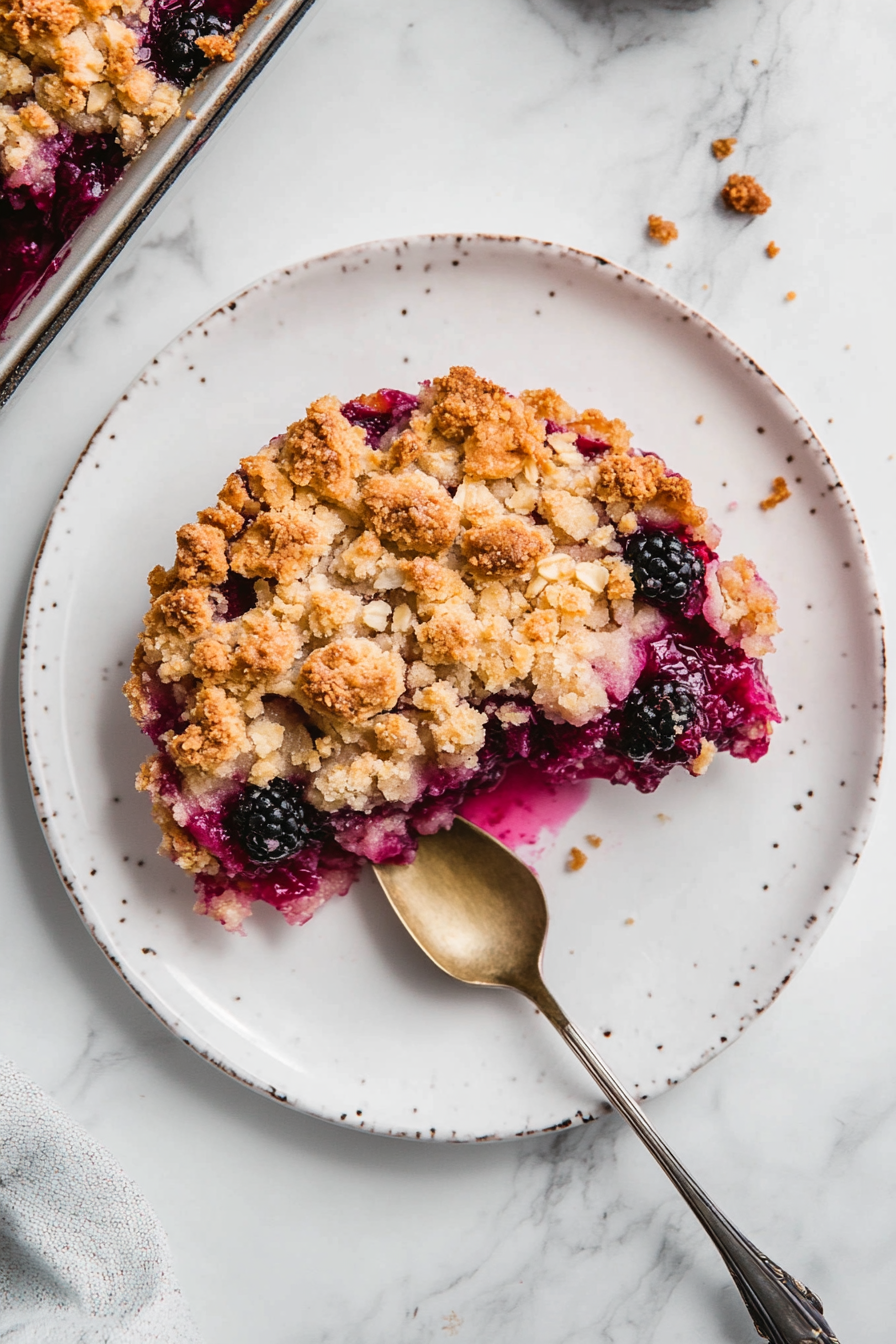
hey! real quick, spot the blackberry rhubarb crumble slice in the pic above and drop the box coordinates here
[125,367,781,933]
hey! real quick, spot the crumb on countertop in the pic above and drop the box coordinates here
[785,291,797,302]
[721,174,772,215]
[760,476,791,510]
[695,415,704,425]
[766,241,780,258]
[624,917,635,926]
[647,215,678,245]
[656,812,671,823]
[567,846,587,871]
[712,137,737,160]
[586,834,603,848]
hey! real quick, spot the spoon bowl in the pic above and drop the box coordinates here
[373,818,547,995]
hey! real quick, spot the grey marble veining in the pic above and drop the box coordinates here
[1,0,895,1339]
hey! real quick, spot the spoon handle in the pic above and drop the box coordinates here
[530,981,840,1344]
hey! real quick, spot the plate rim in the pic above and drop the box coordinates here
[19,231,888,1140]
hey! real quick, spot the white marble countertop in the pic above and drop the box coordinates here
[2,0,895,1338]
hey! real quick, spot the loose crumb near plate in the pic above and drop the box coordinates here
[711,137,737,160]
[567,847,587,871]
[721,175,772,214]
[647,215,678,245]
[761,476,792,510]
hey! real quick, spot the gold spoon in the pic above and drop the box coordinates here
[373,817,840,1344]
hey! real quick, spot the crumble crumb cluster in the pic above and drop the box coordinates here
[721,173,772,215]
[126,367,781,932]
[760,476,791,511]
[711,137,737,160]
[647,214,678,245]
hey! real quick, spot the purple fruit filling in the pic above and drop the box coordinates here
[545,418,610,459]
[340,389,419,447]
[0,133,123,330]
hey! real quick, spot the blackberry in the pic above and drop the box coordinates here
[619,680,698,761]
[149,1,230,87]
[229,778,322,865]
[624,530,705,607]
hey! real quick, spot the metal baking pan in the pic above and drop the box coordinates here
[0,0,320,409]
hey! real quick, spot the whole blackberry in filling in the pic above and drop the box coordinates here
[625,530,705,607]
[619,681,698,761]
[149,0,231,87]
[229,779,322,865]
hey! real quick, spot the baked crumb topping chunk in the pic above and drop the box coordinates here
[126,366,781,932]
[721,174,772,215]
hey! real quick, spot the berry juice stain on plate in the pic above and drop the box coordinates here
[459,763,589,856]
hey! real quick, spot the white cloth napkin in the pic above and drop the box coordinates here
[0,1057,199,1343]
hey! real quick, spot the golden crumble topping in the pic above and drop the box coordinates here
[721,174,772,215]
[687,738,716,776]
[284,396,373,505]
[194,29,235,61]
[766,240,780,259]
[175,522,229,586]
[520,387,576,424]
[703,555,780,658]
[362,470,460,554]
[168,685,249,772]
[461,515,551,578]
[296,638,405,726]
[127,366,780,893]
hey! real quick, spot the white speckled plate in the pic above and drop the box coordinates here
[21,235,884,1141]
